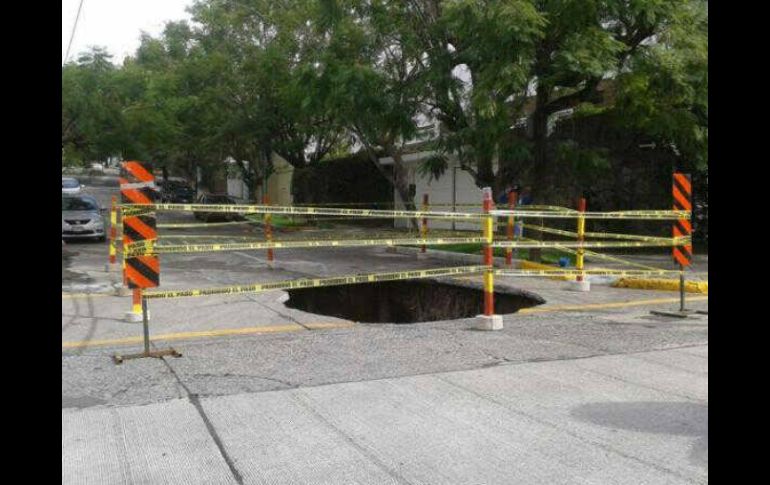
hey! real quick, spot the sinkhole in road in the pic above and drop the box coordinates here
[284,279,545,324]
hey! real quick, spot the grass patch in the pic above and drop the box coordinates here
[246,214,309,229]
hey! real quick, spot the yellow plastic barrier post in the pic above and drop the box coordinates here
[420,193,429,254]
[106,196,120,272]
[569,197,590,291]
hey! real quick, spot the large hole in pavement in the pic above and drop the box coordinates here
[284,278,545,323]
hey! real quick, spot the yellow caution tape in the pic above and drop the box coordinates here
[492,237,689,249]
[509,235,674,273]
[293,202,396,207]
[515,260,579,281]
[505,236,682,277]
[495,268,679,277]
[144,265,488,299]
[123,203,685,220]
[583,230,674,242]
[501,205,578,212]
[522,224,675,243]
[158,220,259,228]
[159,234,262,239]
[122,203,487,221]
[562,246,671,272]
[284,202,576,212]
[490,209,690,220]
[127,236,489,257]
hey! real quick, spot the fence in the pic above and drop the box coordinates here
[110,162,694,362]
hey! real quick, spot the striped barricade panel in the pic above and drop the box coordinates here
[672,172,692,267]
[121,161,160,288]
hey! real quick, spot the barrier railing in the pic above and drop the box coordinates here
[109,162,697,362]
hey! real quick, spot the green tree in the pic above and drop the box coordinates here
[185,0,346,195]
[61,47,125,165]
[411,0,707,203]
[299,0,432,223]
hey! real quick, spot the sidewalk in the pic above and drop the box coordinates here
[63,346,708,485]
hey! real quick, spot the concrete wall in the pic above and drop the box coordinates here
[227,178,250,201]
[391,152,487,232]
[265,154,294,206]
[225,154,294,205]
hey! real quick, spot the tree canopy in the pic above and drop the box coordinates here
[62,0,707,206]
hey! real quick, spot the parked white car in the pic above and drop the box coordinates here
[62,194,106,242]
[62,177,84,194]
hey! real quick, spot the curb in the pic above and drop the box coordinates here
[612,278,708,294]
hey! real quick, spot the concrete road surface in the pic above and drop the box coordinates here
[63,346,707,485]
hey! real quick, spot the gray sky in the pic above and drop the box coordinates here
[62,0,193,64]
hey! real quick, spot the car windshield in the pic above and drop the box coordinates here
[62,178,80,189]
[62,197,98,211]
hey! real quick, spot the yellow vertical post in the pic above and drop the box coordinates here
[263,195,274,265]
[118,205,128,287]
[576,197,587,282]
[420,193,429,253]
[107,196,118,271]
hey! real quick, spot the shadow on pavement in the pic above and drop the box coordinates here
[571,401,708,468]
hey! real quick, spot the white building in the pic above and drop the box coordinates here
[379,124,489,231]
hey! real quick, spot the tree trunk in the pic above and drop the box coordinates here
[529,88,552,263]
[390,150,419,231]
[360,144,419,231]
[531,90,552,204]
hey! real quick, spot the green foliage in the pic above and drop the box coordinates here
[555,140,610,176]
[417,154,449,182]
[61,47,126,164]
[291,152,392,205]
[61,0,707,210]
[612,1,708,169]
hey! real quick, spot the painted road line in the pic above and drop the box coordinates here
[62,322,355,349]
[518,296,708,314]
[62,292,113,299]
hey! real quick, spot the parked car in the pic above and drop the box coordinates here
[62,177,84,194]
[159,179,196,203]
[62,195,106,242]
[193,193,245,222]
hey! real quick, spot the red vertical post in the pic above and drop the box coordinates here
[132,288,142,316]
[505,191,517,266]
[576,197,587,282]
[263,195,274,264]
[420,193,429,253]
[482,188,494,316]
